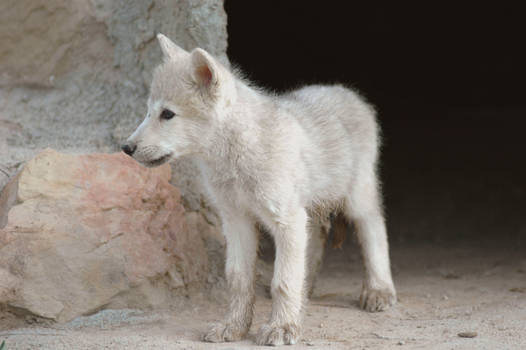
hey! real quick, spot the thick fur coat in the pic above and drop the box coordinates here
[122,34,396,346]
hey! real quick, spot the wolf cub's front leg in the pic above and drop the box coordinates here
[256,208,308,346]
[203,212,258,343]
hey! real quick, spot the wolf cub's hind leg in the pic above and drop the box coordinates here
[203,211,258,343]
[305,214,330,297]
[345,177,396,312]
[256,208,308,346]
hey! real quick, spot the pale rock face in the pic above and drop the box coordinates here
[0,149,208,322]
[0,0,228,210]
[0,1,232,322]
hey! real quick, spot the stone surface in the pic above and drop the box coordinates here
[0,1,229,319]
[0,0,228,208]
[0,149,209,322]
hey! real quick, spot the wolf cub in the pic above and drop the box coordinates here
[122,34,396,346]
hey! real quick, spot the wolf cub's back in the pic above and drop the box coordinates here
[280,84,378,149]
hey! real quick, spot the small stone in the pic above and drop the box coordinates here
[458,331,478,338]
[372,333,389,340]
[397,340,405,345]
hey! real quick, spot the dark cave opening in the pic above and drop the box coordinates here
[225,1,526,245]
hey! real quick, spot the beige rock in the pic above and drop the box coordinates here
[0,0,231,324]
[0,149,208,322]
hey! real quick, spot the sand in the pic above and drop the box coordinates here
[1,238,525,349]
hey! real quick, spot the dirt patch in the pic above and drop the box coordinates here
[1,238,525,349]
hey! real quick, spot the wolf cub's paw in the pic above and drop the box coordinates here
[360,285,397,312]
[203,322,247,343]
[256,323,300,346]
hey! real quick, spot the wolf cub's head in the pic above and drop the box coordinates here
[122,34,235,167]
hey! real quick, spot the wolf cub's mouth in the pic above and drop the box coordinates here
[142,153,172,167]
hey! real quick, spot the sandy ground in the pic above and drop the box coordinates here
[1,238,525,350]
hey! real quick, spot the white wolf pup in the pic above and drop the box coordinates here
[122,34,396,346]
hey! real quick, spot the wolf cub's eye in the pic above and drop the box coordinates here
[160,109,176,120]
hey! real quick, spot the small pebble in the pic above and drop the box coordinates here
[372,333,389,340]
[397,340,405,345]
[306,341,315,346]
[458,331,478,338]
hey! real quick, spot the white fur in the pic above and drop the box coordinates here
[124,33,396,346]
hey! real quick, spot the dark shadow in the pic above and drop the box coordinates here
[225,1,526,244]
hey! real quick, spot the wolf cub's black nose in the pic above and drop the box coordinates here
[121,143,137,156]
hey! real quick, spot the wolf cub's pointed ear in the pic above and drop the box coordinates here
[190,48,220,95]
[157,33,187,60]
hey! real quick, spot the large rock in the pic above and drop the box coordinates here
[0,1,229,314]
[0,149,210,322]
[0,0,228,207]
